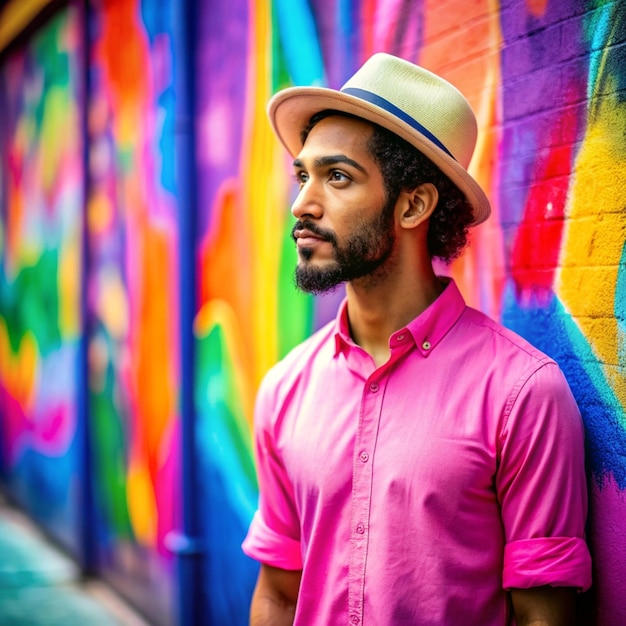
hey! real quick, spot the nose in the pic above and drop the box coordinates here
[291,181,323,220]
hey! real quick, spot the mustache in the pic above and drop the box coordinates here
[291,220,337,245]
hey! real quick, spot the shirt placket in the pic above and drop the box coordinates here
[348,372,387,625]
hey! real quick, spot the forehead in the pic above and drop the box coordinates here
[297,115,375,161]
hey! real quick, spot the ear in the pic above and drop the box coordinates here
[397,183,438,230]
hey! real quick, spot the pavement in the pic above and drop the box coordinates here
[0,492,152,626]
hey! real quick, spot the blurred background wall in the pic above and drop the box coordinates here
[0,0,624,624]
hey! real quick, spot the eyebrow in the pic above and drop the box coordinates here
[293,155,367,173]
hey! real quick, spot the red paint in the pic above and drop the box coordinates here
[510,87,581,303]
[361,0,377,58]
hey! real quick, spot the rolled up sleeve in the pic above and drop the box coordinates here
[242,511,303,570]
[497,361,592,591]
[503,536,591,589]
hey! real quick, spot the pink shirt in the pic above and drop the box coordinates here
[243,280,591,625]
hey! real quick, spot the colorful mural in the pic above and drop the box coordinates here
[0,4,85,555]
[195,1,625,624]
[498,2,626,623]
[86,0,180,622]
[1,0,624,624]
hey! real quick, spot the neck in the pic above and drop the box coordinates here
[345,253,443,367]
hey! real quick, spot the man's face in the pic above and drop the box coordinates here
[290,116,397,294]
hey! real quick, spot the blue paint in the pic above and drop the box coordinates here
[158,88,177,194]
[335,0,357,85]
[141,0,177,193]
[195,324,258,522]
[199,459,259,626]
[172,0,202,624]
[274,0,326,86]
[11,431,81,555]
[586,4,611,101]
[195,323,259,625]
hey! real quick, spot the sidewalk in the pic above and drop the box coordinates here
[0,492,152,626]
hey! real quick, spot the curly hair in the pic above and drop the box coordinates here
[301,110,474,262]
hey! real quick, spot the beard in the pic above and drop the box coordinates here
[292,197,397,295]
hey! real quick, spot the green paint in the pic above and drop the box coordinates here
[90,360,134,539]
[0,250,61,355]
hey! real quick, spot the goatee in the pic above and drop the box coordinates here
[292,199,396,295]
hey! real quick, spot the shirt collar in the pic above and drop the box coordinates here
[334,300,351,356]
[333,278,466,358]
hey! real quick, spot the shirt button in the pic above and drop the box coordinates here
[359,451,369,463]
[422,340,431,350]
[350,616,360,625]
[369,382,379,392]
[396,334,405,341]
[356,523,365,534]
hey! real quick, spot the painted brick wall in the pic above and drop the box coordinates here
[194,0,626,622]
[426,2,626,623]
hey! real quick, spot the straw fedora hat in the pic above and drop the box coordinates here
[268,53,491,226]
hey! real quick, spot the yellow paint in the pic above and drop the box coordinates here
[97,268,129,340]
[241,0,286,387]
[0,0,53,52]
[195,298,255,428]
[41,87,75,191]
[127,461,157,545]
[559,267,623,319]
[58,227,82,338]
[558,87,626,409]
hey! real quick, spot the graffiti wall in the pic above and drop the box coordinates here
[499,2,626,623]
[0,0,181,622]
[0,3,85,555]
[86,0,180,622]
[0,0,624,625]
[195,0,625,624]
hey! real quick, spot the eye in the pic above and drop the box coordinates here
[329,170,350,183]
[294,171,309,187]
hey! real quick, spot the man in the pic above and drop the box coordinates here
[242,53,591,625]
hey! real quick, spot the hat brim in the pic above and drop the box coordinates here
[268,86,491,227]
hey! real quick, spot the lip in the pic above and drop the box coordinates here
[294,229,328,247]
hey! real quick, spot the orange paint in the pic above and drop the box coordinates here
[421,0,504,315]
[199,179,255,380]
[134,222,176,484]
[97,0,150,143]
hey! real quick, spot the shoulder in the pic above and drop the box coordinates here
[458,311,582,438]
[458,305,555,371]
[454,306,578,414]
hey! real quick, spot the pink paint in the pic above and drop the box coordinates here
[0,386,28,465]
[590,476,626,624]
[33,403,75,454]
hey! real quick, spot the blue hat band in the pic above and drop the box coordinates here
[341,87,456,161]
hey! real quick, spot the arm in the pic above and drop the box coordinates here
[250,564,302,626]
[497,364,591,593]
[511,586,576,626]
